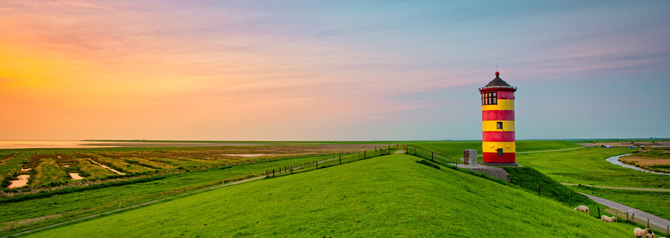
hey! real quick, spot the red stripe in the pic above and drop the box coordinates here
[497,91,515,100]
[482,131,515,142]
[482,110,515,121]
[482,152,516,163]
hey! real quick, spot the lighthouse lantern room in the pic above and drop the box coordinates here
[479,71,518,166]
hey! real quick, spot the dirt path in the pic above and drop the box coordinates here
[562,183,670,192]
[580,193,670,231]
[86,158,125,175]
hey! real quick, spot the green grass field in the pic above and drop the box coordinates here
[572,186,670,221]
[408,140,579,160]
[23,154,637,237]
[0,153,366,236]
[516,147,670,189]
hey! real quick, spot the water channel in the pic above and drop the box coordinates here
[605,153,669,175]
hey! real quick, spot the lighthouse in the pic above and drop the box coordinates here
[479,71,518,166]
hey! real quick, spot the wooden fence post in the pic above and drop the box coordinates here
[597,207,600,218]
[626,212,629,221]
[272,169,275,178]
[632,214,635,223]
[339,155,342,164]
[647,218,649,228]
[316,161,318,169]
[431,152,434,161]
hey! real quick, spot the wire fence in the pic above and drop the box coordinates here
[405,144,669,236]
[263,146,395,179]
[404,144,463,167]
[607,208,670,236]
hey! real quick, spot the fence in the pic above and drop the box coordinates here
[263,146,394,179]
[405,144,669,236]
[404,145,461,167]
[607,208,670,236]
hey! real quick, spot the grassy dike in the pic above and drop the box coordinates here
[25,154,636,237]
[0,154,339,236]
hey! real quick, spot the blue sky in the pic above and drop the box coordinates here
[0,0,668,140]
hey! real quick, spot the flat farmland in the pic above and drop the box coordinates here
[0,143,390,235]
[1,143,389,191]
[620,147,670,173]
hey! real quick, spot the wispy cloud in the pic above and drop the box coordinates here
[0,0,668,140]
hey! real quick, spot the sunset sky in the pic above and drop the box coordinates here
[1,0,669,141]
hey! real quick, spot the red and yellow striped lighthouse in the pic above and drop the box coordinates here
[479,71,518,166]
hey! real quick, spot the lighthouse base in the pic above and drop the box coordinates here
[481,162,519,167]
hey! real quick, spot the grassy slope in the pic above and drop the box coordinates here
[0,154,336,235]
[503,167,602,211]
[572,186,670,220]
[26,155,635,237]
[516,147,669,189]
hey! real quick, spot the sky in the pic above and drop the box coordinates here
[1,0,669,141]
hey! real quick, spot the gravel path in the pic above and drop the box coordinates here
[562,183,670,192]
[580,193,670,231]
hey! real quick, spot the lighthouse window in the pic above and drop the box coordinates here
[497,148,503,156]
[497,122,503,129]
[482,92,498,105]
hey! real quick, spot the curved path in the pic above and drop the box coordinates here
[562,183,670,192]
[580,193,670,231]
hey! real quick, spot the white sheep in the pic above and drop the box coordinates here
[574,205,589,215]
[601,215,616,223]
[634,228,654,238]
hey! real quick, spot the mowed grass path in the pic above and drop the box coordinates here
[516,147,669,189]
[27,155,636,237]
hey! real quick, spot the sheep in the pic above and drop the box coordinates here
[574,205,589,215]
[634,228,654,238]
[601,215,617,223]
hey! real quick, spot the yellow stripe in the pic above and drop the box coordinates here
[482,120,515,132]
[482,142,516,153]
[482,99,514,111]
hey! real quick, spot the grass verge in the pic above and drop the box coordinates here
[23,154,638,237]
